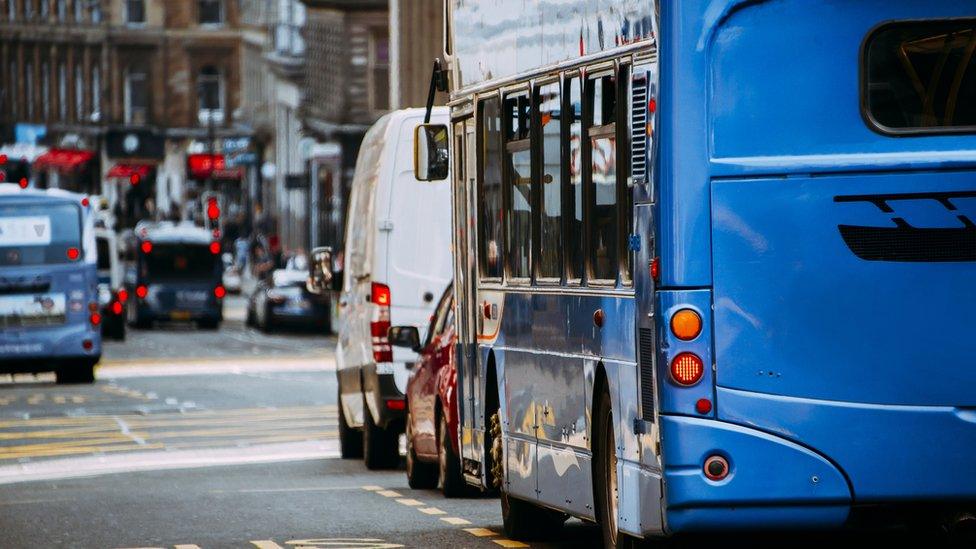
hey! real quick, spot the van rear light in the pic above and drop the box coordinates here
[136,285,148,299]
[385,399,406,411]
[90,312,102,326]
[67,247,80,261]
[141,241,153,254]
[210,241,221,255]
[214,285,226,299]
[18,178,27,189]
[111,301,123,315]
[370,282,393,363]
[671,309,702,341]
[117,289,129,303]
[670,352,704,386]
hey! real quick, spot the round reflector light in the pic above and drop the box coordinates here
[704,455,730,481]
[671,309,702,341]
[670,352,704,386]
[696,398,713,415]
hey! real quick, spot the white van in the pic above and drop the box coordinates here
[335,107,453,469]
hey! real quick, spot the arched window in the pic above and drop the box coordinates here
[197,65,224,125]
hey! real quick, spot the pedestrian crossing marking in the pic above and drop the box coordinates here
[375,490,401,498]
[395,498,424,506]
[440,517,471,525]
[418,507,446,515]
[463,528,497,537]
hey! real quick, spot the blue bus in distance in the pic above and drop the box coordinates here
[423,0,976,545]
[0,184,101,383]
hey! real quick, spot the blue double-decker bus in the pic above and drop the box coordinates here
[417,0,976,545]
[0,184,101,383]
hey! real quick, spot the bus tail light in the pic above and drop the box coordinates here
[67,247,81,261]
[141,241,153,254]
[671,309,702,341]
[136,285,149,299]
[670,352,704,386]
[704,455,730,481]
[370,282,392,363]
[214,285,227,299]
[90,312,102,326]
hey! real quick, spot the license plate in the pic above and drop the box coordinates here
[0,293,66,328]
[170,311,192,320]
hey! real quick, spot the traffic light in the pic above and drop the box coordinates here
[201,192,221,232]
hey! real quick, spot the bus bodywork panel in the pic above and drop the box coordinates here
[694,0,976,513]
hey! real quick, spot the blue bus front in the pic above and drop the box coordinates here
[657,1,976,532]
[0,189,101,379]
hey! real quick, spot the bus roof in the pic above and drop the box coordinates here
[0,183,88,204]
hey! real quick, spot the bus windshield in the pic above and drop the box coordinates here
[0,203,82,267]
[143,244,216,283]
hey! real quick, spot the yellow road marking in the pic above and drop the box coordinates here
[250,542,285,549]
[492,540,529,548]
[361,485,382,491]
[376,490,402,498]
[174,545,203,549]
[395,498,424,506]
[418,507,446,515]
[440,517,472,525]
[463,528,498,537]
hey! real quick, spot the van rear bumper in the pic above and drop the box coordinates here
[363,362,407,430]
[717,386,976,501]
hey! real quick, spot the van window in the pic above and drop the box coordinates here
[346,115,392,278]
[144,244,216,282]
[864,19,976,133]
[0,203,81,266]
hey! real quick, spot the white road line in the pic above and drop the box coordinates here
[440,517,471,525]
[98,356,335,379]
[376,490,402,498]
[418,507,446,515]
[113,416,146,445]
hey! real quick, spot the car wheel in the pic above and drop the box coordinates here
[363,404,399,470]
[406,408,438,489]
[56,360,96,385]
[491,410,566,540]
[338,397,364,459]
[260,304,274,333]
[245,306,256,327]
[439,411,470,497]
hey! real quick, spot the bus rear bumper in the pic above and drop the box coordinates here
[660,415,852,533]
[0,324,101,372]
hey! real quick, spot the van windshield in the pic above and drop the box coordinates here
[143,244,217,283]
[0,203,82,266]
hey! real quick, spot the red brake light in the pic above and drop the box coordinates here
[210,241,221,255]
[18,178,27,189]
[371,282,391,306]
[117,289,129,303]
[130,174,140,186]
[67,247,81,261]
[670,352,704,386]
[141,241,153,254]
[90,312,102,326]
[111,301,124,315]
[0,154,7,164]
[650,257,660,281]
[214,286,226,299]
[385,399,406,411]
[136,285,148,299]
[81,197,90,207]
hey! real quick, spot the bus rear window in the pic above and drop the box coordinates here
[0,203,82,266]
[144,244,216,282]
[864,19,976,133]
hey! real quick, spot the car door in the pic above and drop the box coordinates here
[411,286,454,459]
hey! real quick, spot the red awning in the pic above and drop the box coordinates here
[33,149,95,174]
[106,163,151,180]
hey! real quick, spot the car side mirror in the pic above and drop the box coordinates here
[307,246,333,295]
[388,326,421,353]
[413,124,449,181]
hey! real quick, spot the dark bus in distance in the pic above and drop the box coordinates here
[126,222,225,330]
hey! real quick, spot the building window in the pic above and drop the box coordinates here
[90,1,100,23]
[56,0,65,21]
[124,67,148,124]
[41,61,49,120]
[74,64,84,121]
[73,0,83,22]
[25,61,33,119]
[25,0,34,20]
[197,65,224,125]
[125,0,144,24]
[39,0,48,19]
[275,0,305,56]
[198,0,222,25]
[90,64,100,122]
[58,61,66,121]
[368,29,389,112]
[8,61,17,118]
[7,0,15,22]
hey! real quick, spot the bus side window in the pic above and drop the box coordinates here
[503,92,532,282]
[565,76,585,285]
[536,80,563,282]
[478,97,504,280]
[586,73,619,284]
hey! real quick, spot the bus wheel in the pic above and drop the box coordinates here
[363,406,399,470]
[337,392,363,459]
[490,411,566,540]
[56,360,95,385]
[594,383,641,549]
[406,409,438,489]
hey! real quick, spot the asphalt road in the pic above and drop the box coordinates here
[0,296,951,548]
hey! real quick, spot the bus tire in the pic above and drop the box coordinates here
[491,411,566,539]
[406,409,438,489]
[439,412,470,497]
[363,406,399,470]
[594,382,641,549]
[56,360,95,385]
[338,395,363,459]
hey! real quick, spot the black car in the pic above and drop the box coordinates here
[246,267,330,333]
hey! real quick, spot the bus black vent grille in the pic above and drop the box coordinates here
[631,76,648,184]
[639,327,655,421]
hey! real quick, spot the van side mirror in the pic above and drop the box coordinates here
[414,124,449,181]
[388,326,421,352]
[307,246,333,294]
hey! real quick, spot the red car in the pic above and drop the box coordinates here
[389,284,468,497]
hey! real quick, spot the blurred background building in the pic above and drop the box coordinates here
[0,0,444,256]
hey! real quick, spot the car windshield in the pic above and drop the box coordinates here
[144,243,217,283]
[0,202,82,266]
